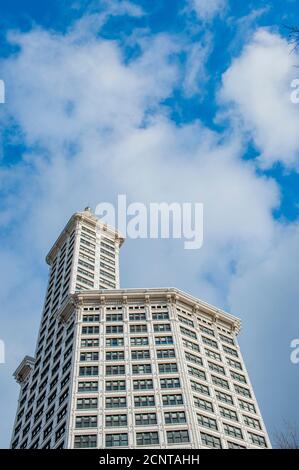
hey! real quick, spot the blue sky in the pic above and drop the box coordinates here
[0,0,299,448]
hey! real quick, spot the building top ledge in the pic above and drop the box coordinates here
[67,287,241,333]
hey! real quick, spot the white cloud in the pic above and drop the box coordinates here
[187,0,227,22]
[220,29,299,169]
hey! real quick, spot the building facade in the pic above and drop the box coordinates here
[11,209,271,449]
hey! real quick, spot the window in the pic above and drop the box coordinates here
[135,413,157,426]
[219,406,238,422]
[238,399,256,414]
[131,350,150,360]
[227,441,246,449]
[200,432,222,449]
[82,326,99,335]
[153,323,171,332]
[80,352,99,362]
[106,314,123,322]
[133,379,153,390]
[202,336,218,349]
[136,432,159,446]
[234,384,251,398]
[190,379,210,395]
[106,337,124,347]
[82,314,99,323]
[160,378,181,389]
[78,381,98,393]
[155,336,173,345]
[134,396,155,407]
[223,423,243,440]
[106,351,125,361]
[79,366,98,377]
[182,339,200,352]
[223,345,238,357]
[106,433,128,447]
[164,411,186,424]
[106,397,127,409]
[219,333,235,345]
[226,357,242,370]
[74,434,97,448]
[231,371,247,384]
[152,312,169,320]
[180,326,197,340]
[105,414,127,427]
[132,364,152,375]
[208,361,225,375]
[211,375,230,390]
[188,365,206,381]
[194,396,213,413]
[106,365,125,375]
[77,398,98,410]
[243,415,261,430]
[185,352,203,366]
[215,390,234,405]
[248,432,267,448]
[131,337,149,346]
[197,414,218,431]
[130,324,147,333]
[178,315,194,327]
[162,394,183,406]
[158,363,178,374]
[106,325,123,334]
[167,430,189,444]
[106,380,126,391]
[205,349,222,361]
[199,325,215,336]
[75,415,97,428]
[55,423,66,442]
[129,312,146,321]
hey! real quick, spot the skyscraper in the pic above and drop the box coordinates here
[11,208,271,449]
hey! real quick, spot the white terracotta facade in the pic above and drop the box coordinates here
[11,209,271,449]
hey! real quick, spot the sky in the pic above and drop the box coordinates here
[0,0,299,448]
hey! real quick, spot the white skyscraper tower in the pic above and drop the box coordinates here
[11,208,271,449]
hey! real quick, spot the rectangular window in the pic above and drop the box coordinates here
[78,381,98,393]
[77,398,98,410]
[226,357,242,370]
[185,352,203,366]
[133,379,153,391]
[160,378,181,389]
[202,336,218,349]
[74,434,97,448]
[80,352,99,362]
[167,430,189,444]
[79,366,98,377]
[106,313,123,322]
[152,312,169,320]
[164,411,186,424]
[182,338,200,352]
[194,396,213,413]
[219,333,235,345]
[215,390,234,405]
[134,396,155,407]
[238,399,256,414]
[243,415,261,430]
[106,365,125,376]
[106,380,126,391]
[136,432,159,446]
[106,397,127,409]
[82,326,99,335]
[132,364,152,375]
[188,365,206,381]
[130,324,147,333]
[155,336,173,345]
[135,413,157,426]
[231,371,247,384]
[153,323,171,332]
[105,414,127,427]
[223,345,239,357]
[180,326,197,340]
[219,406,238,422]
[82,314,99,323]
[162,394,183,406]
[131,337,149,346]
[248,432,267,448]
[106,337,124,347]
[81,338,99,348]
[223,423,243,440]
[131,350,150,360]
[105,433,128,447]
[197,414,218,431]
[75,415,97,428]
[178,315,194,328]
[158,363,178,374]
[106,325,123,334]
[199,325,215,336]
[129,312,146,321]
[211,375,230,390]
[234,384,251,398]
[190,380,210,396]
[200,432,222,449]
[205,348,222,361]
[106,351,125,361]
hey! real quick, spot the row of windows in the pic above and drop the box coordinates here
[80,349,176,361]
[75,411,188,428]
[79,363,179,377]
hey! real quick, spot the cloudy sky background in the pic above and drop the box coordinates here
[0,0,299,447]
